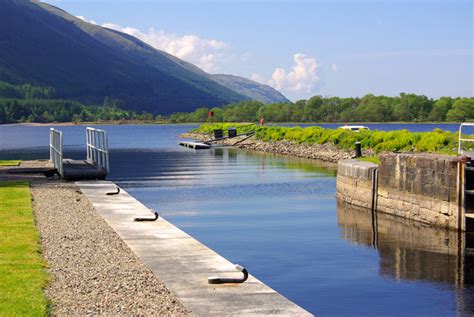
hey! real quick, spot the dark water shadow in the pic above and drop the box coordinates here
[337,200,474,316]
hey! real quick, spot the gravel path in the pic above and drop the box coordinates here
[30,180,189,316]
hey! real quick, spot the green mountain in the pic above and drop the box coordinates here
[213,74,289,104]
[0,0,288,114]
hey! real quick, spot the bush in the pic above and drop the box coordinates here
[193,123,468,155]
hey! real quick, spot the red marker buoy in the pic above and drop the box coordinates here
[209,111,214,125]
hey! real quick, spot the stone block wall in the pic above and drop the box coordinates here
[336,159,377,210]
[337,153,469,231]
[378,152,458,202]
[377,153,466,230]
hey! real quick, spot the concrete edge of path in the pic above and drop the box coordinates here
[76,180,313,317]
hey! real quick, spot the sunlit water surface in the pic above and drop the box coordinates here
[1,123,473,316]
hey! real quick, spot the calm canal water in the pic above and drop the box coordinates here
[1,123,473,316]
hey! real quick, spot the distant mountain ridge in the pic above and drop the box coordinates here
[213,74,289,104]
[0,0,289,114]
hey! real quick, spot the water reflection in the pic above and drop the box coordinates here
[228,148,237,162]
[213,147,224,157]
[211,147,337,176]
[337,200,474,315]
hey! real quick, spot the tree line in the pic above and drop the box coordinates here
[0,81,472,124]
[0,99,162,124]
[170,94,474,123]
[0,82,160,124]
[0,81,56,100]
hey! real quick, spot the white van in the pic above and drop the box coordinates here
[339,125,370,132]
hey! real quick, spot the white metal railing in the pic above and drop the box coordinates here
[86,127,109,172]
[458,123,474,156]
[49,128,63,176]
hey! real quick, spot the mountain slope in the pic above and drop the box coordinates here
[212,74,290,104]
[0,0,251,114]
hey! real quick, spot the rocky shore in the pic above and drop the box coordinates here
[181,132,373,163]
[1,165,189,316]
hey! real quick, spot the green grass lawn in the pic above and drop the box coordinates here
[0,181,49,316]
[0,160,21,166]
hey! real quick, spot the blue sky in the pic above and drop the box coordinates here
[42,0,473,101]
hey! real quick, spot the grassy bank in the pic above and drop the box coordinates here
[0,181,49,316]
[0,160,21,166]
[193,123,469,155]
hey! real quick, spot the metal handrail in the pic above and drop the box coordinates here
[86,127,109,172]
[49,128,63,176]
[458,123,474,155]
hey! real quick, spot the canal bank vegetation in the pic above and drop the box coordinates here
[171,95,474,123]
[0,160,21,166]
[193,123,470,155]
[0,181,49,316]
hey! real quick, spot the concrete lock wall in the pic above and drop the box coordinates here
[336,153,469,231]
[336,159,377,210]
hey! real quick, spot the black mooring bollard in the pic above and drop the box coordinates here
[208,264,249,284]
[106,186,120,195]
[134,211,159,222]
[355,142,362,158]
[213,129,223,139]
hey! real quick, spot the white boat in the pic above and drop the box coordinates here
[338,125,370,132]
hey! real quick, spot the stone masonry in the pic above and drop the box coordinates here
[336,159,377,210]
[377,152,468,230]
[337,153,470,231]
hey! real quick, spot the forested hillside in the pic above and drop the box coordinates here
[0,82,157,124]
[170,94,474,123]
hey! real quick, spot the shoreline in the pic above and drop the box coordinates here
[0,121,464,127]
[77,180,312,316]
[7,121,172,126]
[181,132,373,163]
[0,164,189,316]
[0,162,311,316]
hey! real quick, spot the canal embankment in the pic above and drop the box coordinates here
[77,180,312,316]
[181,122,463,164]
[336,153,472,231]
[0,164,189,316]
[0,179,48,316]
[181,132,365,163]
[1,163,312,316]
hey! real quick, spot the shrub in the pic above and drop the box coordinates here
[193,123,467,155]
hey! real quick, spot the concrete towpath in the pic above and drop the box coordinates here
[77,180,313,316]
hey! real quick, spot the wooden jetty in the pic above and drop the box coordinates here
[50,127,109,180]
[179,141,210,149]
[179,127,256,150]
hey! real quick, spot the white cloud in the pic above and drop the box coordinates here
[268,53,319,94]
[75,15,97,25]
[332,63,338,72]
[251,73,265,84]
[100,23,229,73]
[101,22,121,29]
